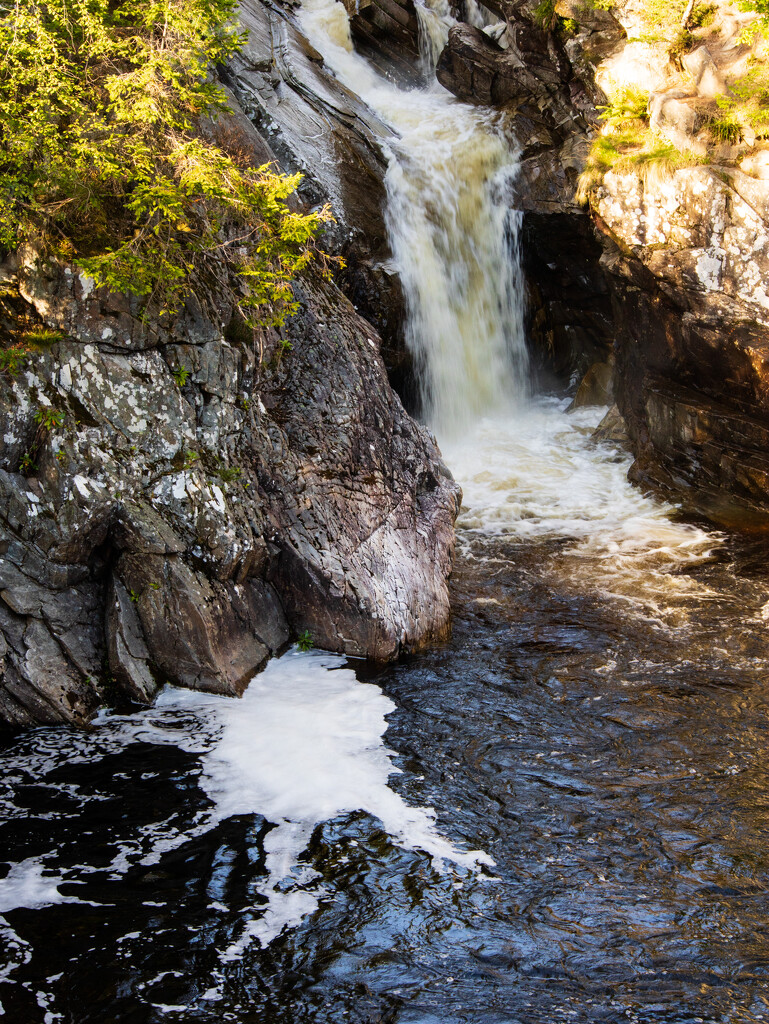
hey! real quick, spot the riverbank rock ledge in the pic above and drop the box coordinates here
[0,248,459,729]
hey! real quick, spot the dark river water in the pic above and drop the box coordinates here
[2,401,769,1024]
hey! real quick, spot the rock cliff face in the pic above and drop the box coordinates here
[223,0,411,386]
[592,166,769,521]
[0,60,460,728]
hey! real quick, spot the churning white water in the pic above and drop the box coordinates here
[297,0,719,599]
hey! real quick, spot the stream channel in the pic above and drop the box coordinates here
[3,1,769,1021]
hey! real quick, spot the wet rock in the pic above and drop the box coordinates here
[436,20,580,123]
[348,0,422,80]
[521,211,615,384]
[569,358,614,409]
[591,404,629,446]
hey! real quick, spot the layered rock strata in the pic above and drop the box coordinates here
[0,67,460,727]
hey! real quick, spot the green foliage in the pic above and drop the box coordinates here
[297,630,314,652]
[669,27,694,64]
[627,31,664,42]
[34,407,65,430]
[0,344,29,376]
[689,2,717,27]
[19,452,37,474]
[173,365,190,387]
[706,112,743,143]
[533,0,557,30]
[738,0,769,31]
[578,121,708,201]
[557,15,579,35]
[21,328,64,348]
[0,0,333,329]
[643,0,688,26]
[724,60,769,134]
[598,87,650,124]
[217,465,242,483]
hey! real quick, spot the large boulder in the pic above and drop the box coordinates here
[0,94,459,729]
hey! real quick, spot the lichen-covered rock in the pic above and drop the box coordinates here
[589,165,769,518]
[0,110,459,730]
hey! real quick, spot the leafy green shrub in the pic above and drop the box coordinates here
[34,407,66,431]
[556,15,579,36]
[0,344,29,376]
[297,630,314,652]
[173,366,190,387]
[0,0,332,329]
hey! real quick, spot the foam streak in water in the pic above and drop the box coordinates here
[162,651,493,954]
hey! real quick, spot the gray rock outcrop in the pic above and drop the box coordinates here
[0,60,460,728]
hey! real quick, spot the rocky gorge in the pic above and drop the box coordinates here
[6,2,769,1021]
[430,0,769,523]
[3,0,769,731]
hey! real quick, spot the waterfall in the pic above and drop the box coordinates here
[298,0,529,439]
[413,0,451,71]
[297,0,718,601]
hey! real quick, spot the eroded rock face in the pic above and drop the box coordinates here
[225,0,410,373]
[592,166,769,519]
[0,234,458,729]
[436,19,586,122]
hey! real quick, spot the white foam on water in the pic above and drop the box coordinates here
[296,0,726,613]
[1,650,490,964]
[0,859,94,913]
[156,650,494,958]
[446,401,721,618]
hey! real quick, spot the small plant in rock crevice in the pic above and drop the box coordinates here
[19,452,37,475]
[0,344,29,377]
[21,328,64,348]
[297,630,314,652]
[34,407,65,431]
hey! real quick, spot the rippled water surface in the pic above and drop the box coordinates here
[3,402,769,1024]
[4,0,769,1016]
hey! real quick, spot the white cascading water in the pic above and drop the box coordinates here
[297,0,719,612]
[300,0,530,436]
